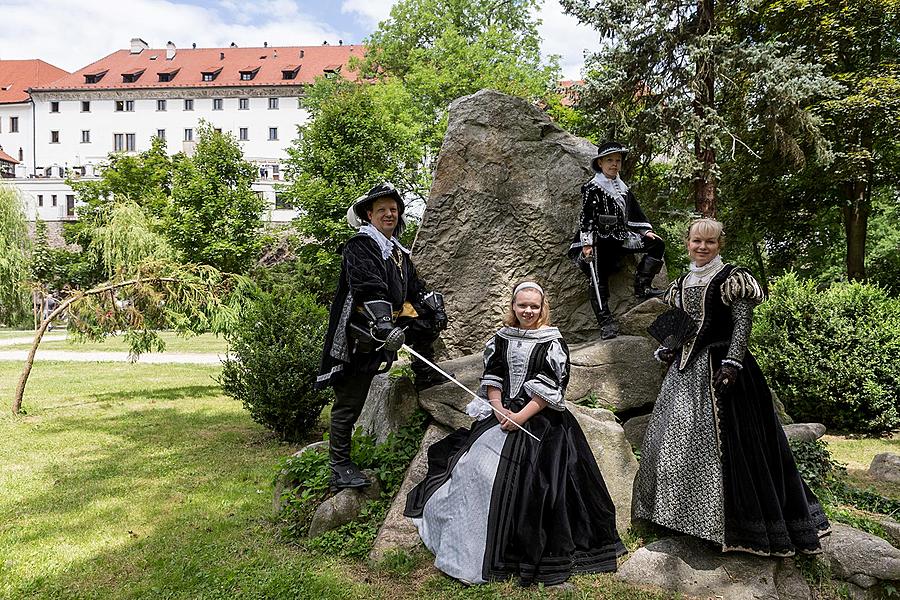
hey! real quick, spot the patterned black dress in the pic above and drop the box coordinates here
[405,326,626,585]
[634,259,830,555]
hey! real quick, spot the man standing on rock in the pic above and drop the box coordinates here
[568,141,666,340]
[315,182,448,490]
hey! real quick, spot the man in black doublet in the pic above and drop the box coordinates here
[568,141,666,339]
[316,182,447,489]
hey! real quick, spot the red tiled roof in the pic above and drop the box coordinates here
[33,45,364,91]
[0,59,70,104]
[0,149,19,164]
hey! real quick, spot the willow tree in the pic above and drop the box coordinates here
[0,184,31,326]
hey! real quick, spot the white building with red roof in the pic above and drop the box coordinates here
[0,59,70,180]
[6,39,361,224]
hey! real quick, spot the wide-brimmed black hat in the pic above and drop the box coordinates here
[591,141,630,172]
[346,182,406,229]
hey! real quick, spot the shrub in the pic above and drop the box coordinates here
[219,287,332,442]
[752,274,900,434]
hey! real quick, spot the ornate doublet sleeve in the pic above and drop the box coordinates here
[720,268,765,364]
[578,183,595,246]
[663,279,681,308]
[479,335,505,395]
[522,339,570,411]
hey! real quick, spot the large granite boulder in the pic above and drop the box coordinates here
[567,336,665,412]
[369,424,450,561]
[623,413,652,450]
[823,523,900,595]
[782,423,826,442]
[413,89,666,358]
[356,373,419,444]
[869,453,900,484]
[617,536,812,600]
[308,471,382,538]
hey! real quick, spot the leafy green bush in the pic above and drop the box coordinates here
[219,287,332,442]
[752,274,900,434]
[276,411,428,556]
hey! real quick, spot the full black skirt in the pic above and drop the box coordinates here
[405,405,626,585]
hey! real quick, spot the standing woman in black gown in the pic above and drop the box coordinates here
[405,281,626,585]
[634,218,830,555]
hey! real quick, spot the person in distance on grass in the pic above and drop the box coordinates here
[405,280,625,586]
[315,182,448,491]
[633,217,831,556]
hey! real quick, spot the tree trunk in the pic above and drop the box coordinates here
[693,0,717,217]
[842,180,870,281]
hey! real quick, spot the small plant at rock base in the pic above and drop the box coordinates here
[375,548,426,578]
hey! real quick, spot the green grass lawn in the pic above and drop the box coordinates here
[1,331,229,354]
[824,434,900,501]
[0,361,671,600]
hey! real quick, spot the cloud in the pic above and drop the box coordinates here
[536,1,598,80]
[340,0,396,27]
[0,0,350,72]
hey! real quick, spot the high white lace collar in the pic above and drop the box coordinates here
[359,224,410,260]
[685,255,725,287]
[591,172,629,200]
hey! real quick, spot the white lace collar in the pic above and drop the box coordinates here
[685,255,725,287]
[359,224,410,260]
[591,172,629,199]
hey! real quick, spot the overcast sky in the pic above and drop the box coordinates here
[0,0,597,79]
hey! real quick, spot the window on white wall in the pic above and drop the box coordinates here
[50,101,60,113]
[51,194,57,207]
[81,101,90,112]
[157,99,167,111]
[268,127,278,140]
[156,129,166,140]
[239,98,249,110]
[81,130,90,143]
[239,127,248,141]
[50,130,60,143]
[268,97,279,110]
[37,194,44,207]
[184,128,193,142]
[126,133,136,151]
[113,133,124,151]
[10,117,18,133]
[213,98,223,110]
[184,99,194,111]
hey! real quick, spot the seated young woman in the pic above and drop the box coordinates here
[405,280,626,586]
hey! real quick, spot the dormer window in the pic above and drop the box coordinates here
[239,66,260,81]
[281,65,300,80]
[322,64,341,78]
[121,68,145,83]
[84,69,108,84]
[201,67,222,82]
[158,68,180,82]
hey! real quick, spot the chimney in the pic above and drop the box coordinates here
[339,40,343,46]
[273,49,277,58]
[130,38,149,54]
[166,41,176,60]
[264,41,268,47]
[299,50,305,58]
[220,52,225,60]
[192,42,197,49]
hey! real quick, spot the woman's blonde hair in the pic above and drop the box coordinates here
[685,218,725,245]
[503,281,552,328]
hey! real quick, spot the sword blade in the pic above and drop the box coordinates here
[401,344,542,443]
[588,258,606,313]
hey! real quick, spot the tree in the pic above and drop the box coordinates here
[753,0,900,281]
[0,184,31,327]
[560,0,835,217]
[165,123,265,273]
[360,0,560,163]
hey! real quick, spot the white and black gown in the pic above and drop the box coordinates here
[405,326,626,585]
[633,259,830,555]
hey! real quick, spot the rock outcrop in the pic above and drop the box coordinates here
[369,424,450,561]
[356,373,418,444]
[869,453,900,484]
[308,471,382,538]
[782,423,827,442]
[413,89,666,358]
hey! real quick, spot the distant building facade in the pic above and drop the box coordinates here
[1,39,362,225]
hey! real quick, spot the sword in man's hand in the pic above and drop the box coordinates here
[401,344,542,443]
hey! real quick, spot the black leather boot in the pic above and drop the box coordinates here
[635,256,665,298]
[589,286,619,340]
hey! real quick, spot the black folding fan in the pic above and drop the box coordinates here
[647,308,698,350]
